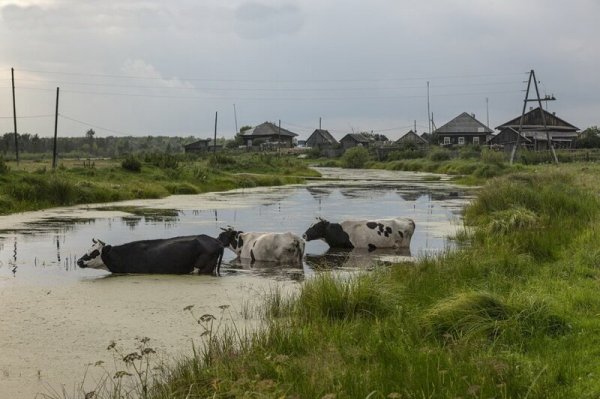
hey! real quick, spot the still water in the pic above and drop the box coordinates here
[0,168,472,284]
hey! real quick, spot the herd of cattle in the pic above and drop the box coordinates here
[76,217,416,275]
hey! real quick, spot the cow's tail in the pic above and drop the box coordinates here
[215,246,224,277]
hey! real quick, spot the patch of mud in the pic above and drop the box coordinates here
[0,274,296,398]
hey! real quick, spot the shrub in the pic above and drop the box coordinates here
[208,153,238,168]
[0,157,9,174]
[144,152,179,169]
[480,148,505,165]
[341,146,370,168]
[428,148,452,161]
[121,155,142,172]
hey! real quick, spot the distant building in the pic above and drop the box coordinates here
[487,127,532,151]
[241,122,298,148]
[340,133,371,149]
[395,130,428,147]
[306,129,339,149]
[495,107,579,149]
[184,139,222,153]
[434,112,492,146]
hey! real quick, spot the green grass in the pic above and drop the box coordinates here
[0,153,319,215]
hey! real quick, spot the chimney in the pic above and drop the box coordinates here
[471,113,475,118]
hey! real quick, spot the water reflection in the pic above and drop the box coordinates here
[0,171,473,285]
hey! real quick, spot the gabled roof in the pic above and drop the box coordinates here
[495,107,579,132]
[488,127,532,144]
[341,133,370,143]
[435,112,493,134]
[395,130,428,144]
[307,129,338,145]
[242,122,298,138]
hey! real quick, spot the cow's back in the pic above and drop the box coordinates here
[239,232,304,262]
[340,218,414,249]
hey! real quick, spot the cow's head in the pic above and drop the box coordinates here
[77,238,110,270]
[217,227,244,252]
[303,217,329,241]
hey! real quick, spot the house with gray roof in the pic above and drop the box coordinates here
[340,133,371,150]
[434,112,492,146]
[306,129,339,149]
[395,130,428,147]
[495,107,579,149]
[241,122,298,148]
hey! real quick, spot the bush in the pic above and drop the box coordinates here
[341,146,370,168]
[144,152,179,169]
[121,155,142,172]
[480,148,505,165]
[0,157,9,174]
[428,148,452,161]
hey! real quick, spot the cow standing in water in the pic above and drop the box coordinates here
[303,217,415,251]
[217,228,305,263]
[77,235,224,275]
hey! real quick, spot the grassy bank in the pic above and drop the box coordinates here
[113,164,600,398]
[0,153,319,215]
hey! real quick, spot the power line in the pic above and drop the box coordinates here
[58,114,134,136]
[0,114,54,119]
[16,67,527,83]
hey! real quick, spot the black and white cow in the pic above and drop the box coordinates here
[303,217,415,251]
[217,228,305,263]
[77,235,224,275]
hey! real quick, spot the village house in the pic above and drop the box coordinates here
[305,129,339,149]
[241,122,298,148]
[495,107,579,149]
[395,130,428,148]
[184,139,222,154]
[340,133,371,150]
[487,127,532,151]
[434,112,492,146]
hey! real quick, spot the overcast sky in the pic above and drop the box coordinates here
[0,0,599,140]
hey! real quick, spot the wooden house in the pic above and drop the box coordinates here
[487,127,532,150]
[241,122,298,148]
[495,107,579,149]
[306,129,338,149]
[434,112,492,146]
[184,139,222,153]
[395,130,428,147]
[340,133,371,149]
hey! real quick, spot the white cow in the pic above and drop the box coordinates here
[303,217,415,251]
[217,228,305,263]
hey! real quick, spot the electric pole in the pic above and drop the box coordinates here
[11,68,19,164]
[52,87,60,169]
[213,111,218,157]
[427,81,431,134]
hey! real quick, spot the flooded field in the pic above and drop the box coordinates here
[0,168,474,397]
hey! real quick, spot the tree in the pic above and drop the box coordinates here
[575,126,600,148]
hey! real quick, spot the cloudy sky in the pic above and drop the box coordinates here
[0,0,598,140]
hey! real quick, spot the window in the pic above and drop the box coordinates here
[458,137,465,145]
[443,137,450,145]
[473,137,480,145]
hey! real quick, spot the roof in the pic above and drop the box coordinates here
[496,107,579,132]
[184,139,220,148]
[435,112,493,134]
[307,129,338,145]
[242,122,298,138]
[488,127,532,144]
[395,130,428,144]
[341,133,370,143]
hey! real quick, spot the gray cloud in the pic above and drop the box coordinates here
[234,2,304,39]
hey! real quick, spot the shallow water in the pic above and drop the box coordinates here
[0,167,473,397]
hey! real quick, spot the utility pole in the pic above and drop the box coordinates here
[427,81,431,134]
[486,97,489,128]
[213,111,218,157]
[510,70,557,165]
[414,120,417,133]
[319,117,322,130]
[278,119,281,154]
[52,87,60,169]
[11,68,19,164]
[233,104,238,134]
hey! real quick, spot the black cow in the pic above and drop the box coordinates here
[303,217,415,251]
[77,235,224,275]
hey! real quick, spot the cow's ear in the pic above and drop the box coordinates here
[92,238,97,243]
